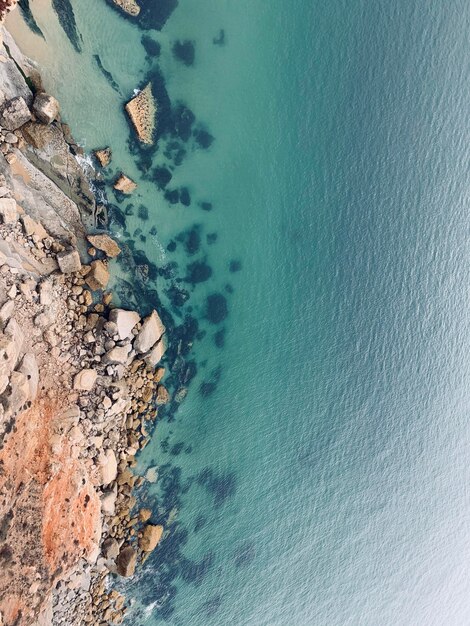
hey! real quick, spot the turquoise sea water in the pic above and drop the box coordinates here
[9,1,470,624]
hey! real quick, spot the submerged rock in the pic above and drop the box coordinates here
[125,83,156,145]
[114,173,137,194]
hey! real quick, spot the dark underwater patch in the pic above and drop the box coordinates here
[199,201,213,211]
[197,467,236,508]
[51,0,82,53]
[164,189,180,205]
[107,204,126,230]
[181,552,214,586]
[172,103,195,142]
[185,260,212,284]
[180,187,191,206]
[229,259,242,272]
[206,232,217,245]
[199,365,222,397]
[141,34,161,57]
[138,205,149,220]
[167,240,177,252]
[200,595,223,617]
[194,515,207,533]
[93,54,121,93]
[166,284,190,308]
[184,227,201,256]
[18,0,44,38]
[153,166,173,189]
[170,442,184,456]
[194,127,214,149]
[172,40,195,66]
[137,0,178,30]
[234,542,256,568]
[213,29,225,46]
[214,328,225,348]
[206,293,228,324]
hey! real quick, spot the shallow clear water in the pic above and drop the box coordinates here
[8,1,470,624]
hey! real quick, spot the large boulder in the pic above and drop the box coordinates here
[139,524,163,552]
[57,249,82,274]
[99,449,118,486]
[0,96,31,130]
[102,344,131,365]
[101,537,119,560]
[32,92,59,124]
[86,234,121,258]
[134,310,165,354]
[85,260,110,291]
[144,338,166,368]
[109,308,140,340]
[73,368,97,391]
[116,545,137,577]
[0,198,17,223]
[111,0,141,16]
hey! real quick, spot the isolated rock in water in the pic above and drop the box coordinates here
[0,96,31,130]
[112,0,140,16]
[156,384,170,405]
[86,233,121,258]
[94,147,112,167]
[109,308,140,340]
[139,524,163,552]
[32,92,59,124]
[114,173,137,194]
[134,310,165,353]
[144,338,166,368]
[0,198,17,223]
[73,368,97,391]
[85,260,110,290]
[100,449,118,486]
[57,249,82,274]
[139,508,152,522]
[116,545,137,577]
[125,83,156,145]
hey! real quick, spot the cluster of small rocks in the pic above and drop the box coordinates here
[0,176,169,625]
[0,89,59,166]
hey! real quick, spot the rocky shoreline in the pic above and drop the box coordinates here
[0,9,169,626]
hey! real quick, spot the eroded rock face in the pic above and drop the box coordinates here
[32,93,59,124]
[125,83,156,145]
[0,96,31,130]
[134,310,165,354]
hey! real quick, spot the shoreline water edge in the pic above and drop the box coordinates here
[0,2,175,625]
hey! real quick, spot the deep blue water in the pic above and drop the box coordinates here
[8,0,470,623]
